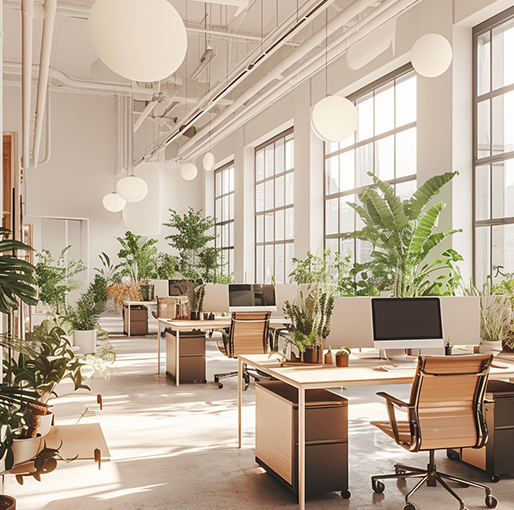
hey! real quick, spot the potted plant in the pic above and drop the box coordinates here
[68,287,100,354]
[190,282,206,320]
[335,347,351,367]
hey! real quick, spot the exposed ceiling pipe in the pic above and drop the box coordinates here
[21,0,34,172]
[160,0,379,164]
[178,0,420,162]
[134,0,344,165]
[38,87,51,166]
[33,0,56,169]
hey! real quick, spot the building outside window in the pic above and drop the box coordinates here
[214,162,235,278]
[255,129,294,284]
[474,7,514,286]
[324,65,417,264]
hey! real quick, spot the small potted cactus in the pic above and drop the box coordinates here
[335,347,351,367]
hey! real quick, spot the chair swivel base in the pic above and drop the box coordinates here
[214,367,268,390]
[371,451,498,510]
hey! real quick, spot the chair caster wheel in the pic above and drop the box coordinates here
[395,466,406,476]
[404,503,416,510]
[486,495,498,508]
[218,383,223,389]
[490,474,500,483]
[372,480,385,493]
[459,482,469,488]
[341,490,351,499]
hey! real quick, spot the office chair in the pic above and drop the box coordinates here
[214,312,271,390]
[371,354,497,510]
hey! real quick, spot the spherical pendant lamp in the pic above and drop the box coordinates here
[103,192,126,212]
[117,175,148,202]
[181,163,198,181]
[411,34,452,78]
[203,152,216,172]
[89,0,187,83]
[311,96,358,143]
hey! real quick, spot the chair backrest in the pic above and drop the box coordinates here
[228,312,271,358]
[408,354,492,451]
[157,297,180,319]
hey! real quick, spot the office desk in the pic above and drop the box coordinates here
[237,353,514,510]
[157,317,290,378]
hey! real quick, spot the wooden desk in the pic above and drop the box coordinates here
[237,353,514,510]
[157,317,290,378]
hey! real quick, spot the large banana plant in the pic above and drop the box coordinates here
[342,172,461,297]
[0,227,38,314]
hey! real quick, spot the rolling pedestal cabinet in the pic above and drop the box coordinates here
[123,304,148,335]
[165,330,206,384]
[255,380,350,498]
[449,380,514,482]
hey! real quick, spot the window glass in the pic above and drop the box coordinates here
[375,82,394,135]
[396,128,417,178]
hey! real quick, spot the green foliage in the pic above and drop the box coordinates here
[0,227,38,314]
[342,172,461,297]
[4,320,90,404]
[90,274,108,311]
[67,286,99,331]
[95,252,121,284]
[35,246,86,314]
[163,207,222,282]
[155,252,178,280]
[336,347,351,356]
[192,282,206,313]
[116,231,158,282]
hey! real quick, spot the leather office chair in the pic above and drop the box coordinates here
[214,312,271,390]
[371,354,497,510]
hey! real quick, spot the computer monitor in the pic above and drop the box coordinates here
[371,297,444,350]
[228,284,277,313]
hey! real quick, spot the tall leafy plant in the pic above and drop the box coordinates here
[116,231,158,283]
[163,207,222,283]
[342,172,461,297]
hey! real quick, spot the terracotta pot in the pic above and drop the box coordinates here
[190,311,200,320]
[335,355,349,367]
[302,346,321,364]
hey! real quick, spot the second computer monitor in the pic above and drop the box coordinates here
[371,297,444,350]
[228,284,277,313]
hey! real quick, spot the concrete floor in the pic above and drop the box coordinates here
[5,314,514,510]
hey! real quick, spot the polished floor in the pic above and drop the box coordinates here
[6,314,514,509]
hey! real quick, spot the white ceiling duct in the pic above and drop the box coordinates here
[191,0,249,17]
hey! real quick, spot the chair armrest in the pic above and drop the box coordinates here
[376,392,411,445]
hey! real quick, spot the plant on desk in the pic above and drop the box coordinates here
[335,347,351,367]
[282,285,334,363]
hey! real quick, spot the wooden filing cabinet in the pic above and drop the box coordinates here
[255,380,349,497]
[451,380,514,482]
[165,330,206,384]
[123,304,148,335]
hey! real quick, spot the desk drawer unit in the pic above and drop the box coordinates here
[165,330,206,384]
[123,305,148,335]
[255,380,348,496]
[453,380,514,482]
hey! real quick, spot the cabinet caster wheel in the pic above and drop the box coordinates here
[490,474,500,483]
[395,466,406,475]
[459,482,469,488]
[341,490,351,499]
[486,495,498,508]
[218,383,223,389]
[404,503,416,510]
[447,450,459,460]
[372,480,385,493]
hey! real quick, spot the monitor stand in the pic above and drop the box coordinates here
[381,349,412,364]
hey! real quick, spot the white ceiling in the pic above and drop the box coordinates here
[2,0,402,165]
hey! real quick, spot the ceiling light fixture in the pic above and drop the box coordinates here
[181,163,198,181]
[411,34,453,78]
[311,5,358,143]
[89,0,187,83]
[117,175,149,202]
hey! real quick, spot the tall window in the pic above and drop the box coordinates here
[324,66,417,263]
[255,129,294,284]
[474,7,514,285]
[214,162,235,277]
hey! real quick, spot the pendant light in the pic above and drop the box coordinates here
[311,6,358,143]
[89,0,187,83]
[181,163,198,181]
[103,95,126,212]
[411,34,453,78]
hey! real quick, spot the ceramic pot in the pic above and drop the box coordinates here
[73,330,97,354]
[37,412,54,437]
[190,311,200,320]
[140,284,155,301]
[0,495,16,510]
[479,340,503,354]
[302,346,321,364]
[11,434,42,466]
[335,355,349,367]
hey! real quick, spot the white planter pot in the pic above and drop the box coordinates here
[11,435,42,466]
[37,413,54,437]
[479,340,503,354]
[73,330,97,354]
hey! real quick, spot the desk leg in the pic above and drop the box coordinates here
[157,321,161,374]
[298,386,306,510]
[238,357,243,448]
[127,303,131,337]
[175,329,180,387]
